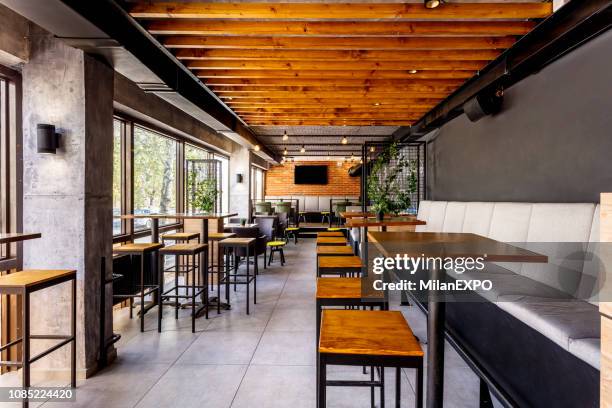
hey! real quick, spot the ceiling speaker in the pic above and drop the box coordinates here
[464,90,503,122]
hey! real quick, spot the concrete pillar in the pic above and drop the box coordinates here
[21,25,113,378]
[229,145,251,219]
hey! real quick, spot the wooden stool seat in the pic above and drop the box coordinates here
[160,243,207,255]
[316,246,354,256]
[209,232,237,240]
[317,277,373,300]
[318,231,343,237]
[318,255,362,277]
[320,310,423,357]
[113,242,163,254]
[161,232,200,241]
[219,237,256,247]
[317,310,424,408]
[316,237,347,246]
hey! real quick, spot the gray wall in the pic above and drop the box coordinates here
[427,29,612,203]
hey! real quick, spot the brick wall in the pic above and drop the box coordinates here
[265,161,360,196]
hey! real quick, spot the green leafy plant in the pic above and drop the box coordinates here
[189,173,219,213]
[367,143,418,216]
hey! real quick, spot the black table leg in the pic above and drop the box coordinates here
[427,266,446,408]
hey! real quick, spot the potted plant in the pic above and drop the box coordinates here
[367,143,418,221]
[240,218,247,226]
[190,174,219,213]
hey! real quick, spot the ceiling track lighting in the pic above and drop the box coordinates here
[424,0,443,9]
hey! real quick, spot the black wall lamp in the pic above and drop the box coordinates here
[236,173,244,183]
[37,124,61,154]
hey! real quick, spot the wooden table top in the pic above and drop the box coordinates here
[316,277,384,300]
[116,212,238,220]
[113,243,164,253]
[319,256,362,269]
[368,231,548,263]
[316,237,348,246]
[319,310,423,357]
[345,217,426,228]
[0,269,76,289]
[219,237,256,245]
[316,246,355,256]
[0,232,42,244]
[339,212,413,219]
[317,231,344,237]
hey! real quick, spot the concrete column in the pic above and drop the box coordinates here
[21,25,113,378]
[229,145,251,219]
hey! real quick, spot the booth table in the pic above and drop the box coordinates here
[368,231,547,408]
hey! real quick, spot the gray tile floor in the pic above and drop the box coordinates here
[1,238,500,408]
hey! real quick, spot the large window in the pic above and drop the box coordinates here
[0,68,20,264]
[112,115,230,240]
[133,126,177,229]
[251,166,265,202]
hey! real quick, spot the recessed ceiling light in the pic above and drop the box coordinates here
[282,130,289,141]
[424,0,442,9]
[373,102,380,106]
[341,136,348,145]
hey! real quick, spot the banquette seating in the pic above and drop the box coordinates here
[413,200,601,407]
[264,195,359,219]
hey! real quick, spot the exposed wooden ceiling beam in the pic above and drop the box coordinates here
[164,36,516,50]
[240,113,422,119]
[147,20,536,36]
[176,49,502,61]
[198,70,475,79]
[225,96,440,103]
[203,78,466,87]
[234,108,430,114]
[130,3,553,20]
[187,60,487,71]
[246,120,414,125]
[212,85,459,93]
[227,102,437,108]
[221,91,448,99]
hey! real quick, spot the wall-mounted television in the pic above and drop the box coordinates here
[294,165,328,185]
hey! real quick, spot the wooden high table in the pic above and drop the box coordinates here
[368,231,547,408]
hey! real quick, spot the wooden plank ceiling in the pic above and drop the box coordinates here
[128,1,552,156]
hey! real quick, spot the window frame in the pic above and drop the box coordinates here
[112,113,230,243]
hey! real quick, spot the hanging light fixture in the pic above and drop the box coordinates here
[254,144,260,152]
[300,145,306,153]
[370,146,375,153]
[341,136,348,145]
[282,130,289,141]
[283,147,288,156]
[424,0,443,9]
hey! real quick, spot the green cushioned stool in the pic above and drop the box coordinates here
[267,241,286,266]
[285,227,300,244]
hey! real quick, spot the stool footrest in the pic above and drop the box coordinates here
[326,380,382,387]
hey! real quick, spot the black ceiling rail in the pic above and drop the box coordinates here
[396,0,612,142]
[59,0,278,161]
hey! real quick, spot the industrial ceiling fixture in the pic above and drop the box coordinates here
[300,145,306,153]
[424,0,443,9]
[254,144,260,152]
[283,147,288,156]
[282,130,289,141]
[341,136,348,145]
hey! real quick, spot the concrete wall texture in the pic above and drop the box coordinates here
[21,25,113,375]
[229,146,251,219]
[427,29,612,203]
[265,161,360,196]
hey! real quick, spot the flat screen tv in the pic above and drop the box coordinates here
[294,165,328,185]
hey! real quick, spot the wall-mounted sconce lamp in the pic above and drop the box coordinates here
[37,124,61,154]
[236,173,244,183]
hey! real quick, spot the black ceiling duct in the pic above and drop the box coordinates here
[463,89,504,122]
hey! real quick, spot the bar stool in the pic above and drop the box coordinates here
[285,227,300,244]
[159,243,208,332]
[318,310,424,408]
[267,240,286,266]
[316,236,347,246]
[113,243,164,332]
[321,211,331,224]
[161,232,200,283]
[208,232,237,291]
[317,255,362,277]
[317,231,343,238]
[0,270,77,407]
[218,237,257,315]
